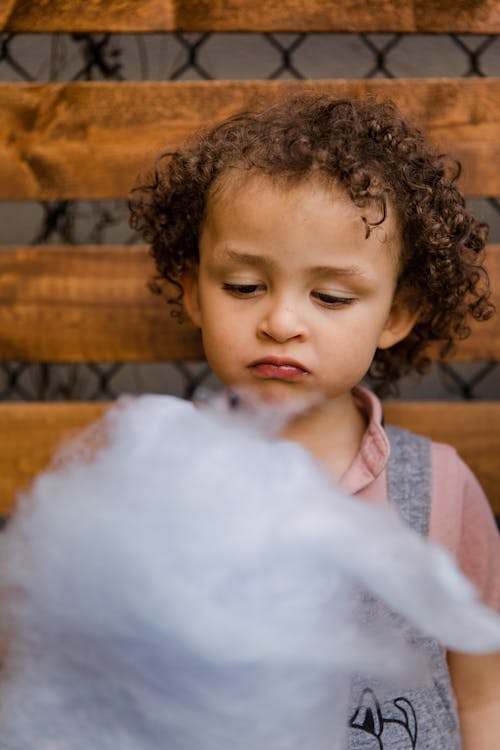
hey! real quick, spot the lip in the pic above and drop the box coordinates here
[249,357,310,382]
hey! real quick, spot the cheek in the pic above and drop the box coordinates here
[321,327,379,375]
[200,319,242,370]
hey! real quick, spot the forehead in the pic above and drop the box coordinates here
[203,172,402,267]
[207,169,392,222]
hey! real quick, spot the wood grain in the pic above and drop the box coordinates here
[0,79,499,199]
[0,246,204,361]
[0,0,498,33]
[0,400,498,516]
[0,401,108,515]
[449,243,500,362]
[0,244,497,363]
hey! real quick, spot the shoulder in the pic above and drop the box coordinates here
[430,439,489,518]
[430,440,477,489]
[429,440,500,611]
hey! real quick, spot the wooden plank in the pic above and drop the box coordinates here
[0,246,204,361]
[0,244,498,363]
[384,401,500,515]
[0,401,108,515]
[450,243,500,362]
[0,400,498,516]
[0,0,499,33]
[0,78,498,199]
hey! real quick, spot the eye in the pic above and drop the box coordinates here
[222,283,264,297]
[312,291,355,307]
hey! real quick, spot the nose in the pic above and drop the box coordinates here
[257,295,307,343]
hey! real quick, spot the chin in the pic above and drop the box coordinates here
[253,381,304,402]
[244,382,327,416]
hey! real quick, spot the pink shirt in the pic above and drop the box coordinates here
[341,387,500,612]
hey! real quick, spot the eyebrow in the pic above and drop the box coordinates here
[221,248,369,280]
[308,264,369,279]
[223,248,266,267]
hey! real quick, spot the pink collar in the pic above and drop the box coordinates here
[340,387,389,495]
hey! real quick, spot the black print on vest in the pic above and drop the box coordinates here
[349,688,417,749]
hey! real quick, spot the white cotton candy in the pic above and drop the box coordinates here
[0,392,499,750]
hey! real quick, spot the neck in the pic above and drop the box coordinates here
[279,390,367,479]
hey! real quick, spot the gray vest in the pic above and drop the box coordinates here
[346,426,461,750]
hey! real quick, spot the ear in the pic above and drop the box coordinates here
[377,298,420,350]
[180,267,202,328]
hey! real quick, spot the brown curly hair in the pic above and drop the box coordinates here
[129,95,493,395]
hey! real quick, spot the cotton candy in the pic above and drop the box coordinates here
[0,392,498,750]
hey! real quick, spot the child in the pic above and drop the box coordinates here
[130,96,500,749]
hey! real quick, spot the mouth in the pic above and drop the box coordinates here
[249,358,310,383]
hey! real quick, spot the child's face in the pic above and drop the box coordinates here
[183,174,416,405]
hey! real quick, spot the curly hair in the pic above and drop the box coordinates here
[129,95,493,395]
